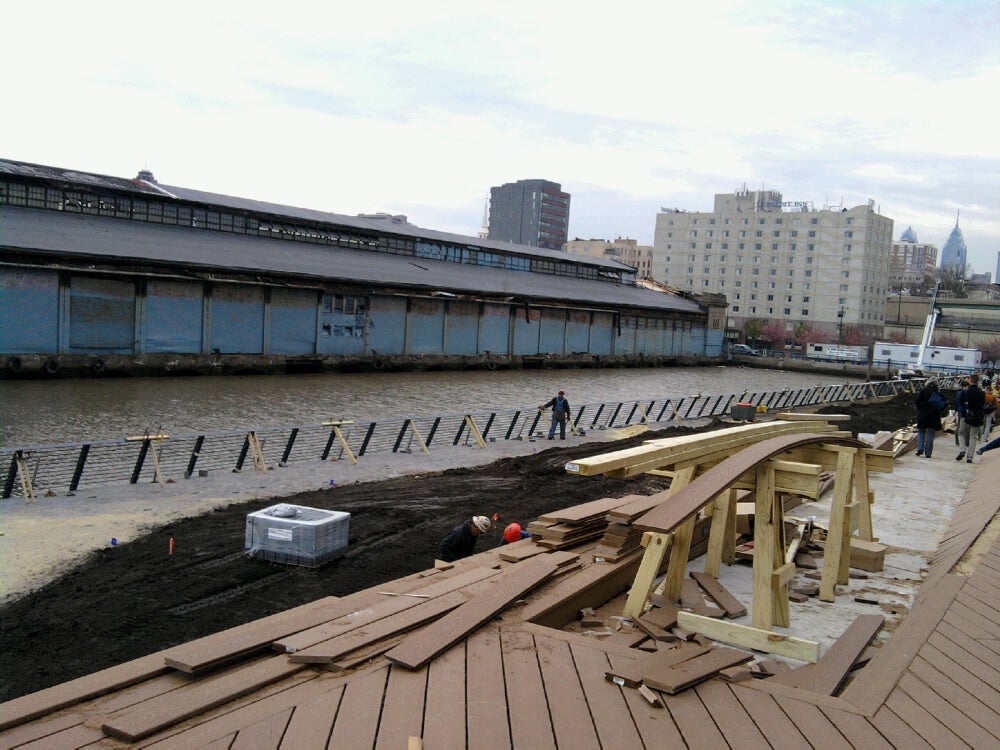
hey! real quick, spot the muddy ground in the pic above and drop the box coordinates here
[0,396,918,702]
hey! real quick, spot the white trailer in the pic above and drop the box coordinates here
[873,342,981,374]
[804,343,867,362]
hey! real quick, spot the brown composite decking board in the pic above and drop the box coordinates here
[635,433,866,533]
[374,665,429,750]
[498,541,548,562]
[605,653,687,748]
[230,705,293,749]
[8,720,104,749]
[102,655,306,743]
[326,667,390,750]
[909,655,1000,737]
[694,680,770,750]
[465,627,511,750]
[534,635,602,750]
[538,495,638,523]
[422,642,467,750]
[276,685,345,749]
[819,706,895,750]
[690,570,748,618]
[289,591,466,663]
[663,685,729,748]
[898,670,999,748]
[606,493,668,522]
[642,647,752,694]
[962,577,1000,614]
[839,573,965,712]
[922,637,1000,702]
[568,643,645,750]
[160,596,345,673]
[502,629,556,750]
[778,696,853,749]
[385,556,558,670]
[944,602,999,641]
[956,587,1000,622]
[731,683,811,747]
[793,614,884,695]
[870,705,934,750]
[931,623,1000,680]
[884,689,972,749]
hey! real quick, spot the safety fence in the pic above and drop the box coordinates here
[1,376,953,499]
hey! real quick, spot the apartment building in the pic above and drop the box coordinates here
[488,179,570,250]
[890,226,938,292]
[563,237,653,278]
[654,187,894,343]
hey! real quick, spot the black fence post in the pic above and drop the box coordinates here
[69,444,91,492]
[482,413,496,439]
[234,435,250,472]
[131,439,151,483]
[504,411,521,440]
[393,420,411,453]
[2,452,19,499]
[358,423,377,456]
[185,436,205,478]
[280,429,299,466]
[425,417,441,448]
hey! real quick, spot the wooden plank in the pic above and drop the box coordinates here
[466,627,511,750]
[898,671,997,748]
[422,642,467,750]
[231,706,293,749]
[883,689,969,749]
[375,665,429,750]
[498,540,547,562]
[538,495,636,523]
[777,697,852,749]
[731,683,810,748]
[278,686,345,749]
[605,653,687,747]
[694,680,770,750]
[909,656,1000,738]
[289,592,465,663]
[677,611,820,663]
[921,640,1000,708]
[569,644,644,750]
[690,570,748,618]
[840,574,965,711]
[534,635,601,749]
[870,705,934,750]
[820,706,894,749]
[642,646,753,694]
[665,684,729,747]
[327,667,391,750]
[502,629,556,750]
[794,614,884,695]
[102,655,306,743]
[622,530,673,618]
[607,493,668,522]
[386,556,558,669]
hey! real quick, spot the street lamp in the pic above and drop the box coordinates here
[837,307,845,344]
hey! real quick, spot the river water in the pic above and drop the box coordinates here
[1,366,854,448]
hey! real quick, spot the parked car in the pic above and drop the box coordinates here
[730,344,761,356]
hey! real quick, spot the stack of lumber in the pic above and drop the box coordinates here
[591,494,665,561]
[528,495,656,550]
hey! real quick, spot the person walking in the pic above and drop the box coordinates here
[437,515,492,562]
[540,390,572,440]
[981,379,997,439]
[915,379,946,458]
[956,373,986,463]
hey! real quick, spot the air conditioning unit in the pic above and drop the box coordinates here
[245,504,350,568]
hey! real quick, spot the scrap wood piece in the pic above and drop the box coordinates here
[771,614,883,695]
[102,655,304,744]
[637,684,663,707]
[384,556,559,670]
[642,646,753,694]
[289,592,466,664]
[634,617,674,642]
[642,600,680,630]
[605,660,645,688]
[690,571,748,618]
[676,611,820,663]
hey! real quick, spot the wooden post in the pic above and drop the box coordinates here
[820,448,857,602]
[321,421,358,464]
[246,431,266,474]
[14,451,35,503]
[703,490,734,578]
[751,464,777,630]
[664,516,696,602]
[125,431,170,485]
[854,451,875,542]
[462,415,488,448]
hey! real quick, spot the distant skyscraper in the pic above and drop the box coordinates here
[939,212,967,272]
[488,179,570,250]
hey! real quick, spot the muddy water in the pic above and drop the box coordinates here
[0,367,853,447]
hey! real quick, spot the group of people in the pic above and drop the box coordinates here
[915,372,999,461]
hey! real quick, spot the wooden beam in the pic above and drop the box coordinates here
[676,611,820,663]
[622,532,673,618]
[751,464,777,630]
[821,449,857,602]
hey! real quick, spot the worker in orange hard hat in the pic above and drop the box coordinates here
[499,522,531,546]
[437,515,492,562]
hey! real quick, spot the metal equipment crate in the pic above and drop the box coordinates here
[245,504,350,567]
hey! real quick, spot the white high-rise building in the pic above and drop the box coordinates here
[654,187,894,344]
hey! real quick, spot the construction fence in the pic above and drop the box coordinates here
[2,376,952,500]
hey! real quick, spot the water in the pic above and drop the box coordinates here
[0,367,854,448]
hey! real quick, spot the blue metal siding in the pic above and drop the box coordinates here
[566,310,590,353]
[0,269,59,353]
[210,285,265,354]
[146,280,203,353]
[479,303,510,355]
[68,277,136,352]
[512,308,542,354]
[444,301,479,355]
[589,312,614,355]
[538,309,567,354]
[615,316,637,355]
[367,295,407,355]
[407,298,445,354]
[269,288,317,355]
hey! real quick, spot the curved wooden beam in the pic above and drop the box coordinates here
[634,433,867,534]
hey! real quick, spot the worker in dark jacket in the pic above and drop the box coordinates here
[539,390,571,440]
[956,374,986,462]
[915,379,945,458]
[438,515,491,562]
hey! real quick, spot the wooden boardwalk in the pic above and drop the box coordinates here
[1,453,998,748]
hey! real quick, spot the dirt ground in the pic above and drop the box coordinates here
[0,396,918,702]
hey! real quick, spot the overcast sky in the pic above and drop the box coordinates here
[6,1,998,275]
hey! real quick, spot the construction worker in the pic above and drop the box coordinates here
[540,390,571,440]
[438,515,491,562]
[499,522,531,546]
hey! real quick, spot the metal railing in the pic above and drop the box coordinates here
[1,376,952,499]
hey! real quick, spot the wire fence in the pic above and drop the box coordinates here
[2,375,952,499]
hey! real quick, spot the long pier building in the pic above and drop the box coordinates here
[0,159,723,377]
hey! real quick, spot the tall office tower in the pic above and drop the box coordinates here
[488,179,570,250]
[890,227,938,292]
[654,187,894,343]
[564,237,654,278]
[939,213,968,272]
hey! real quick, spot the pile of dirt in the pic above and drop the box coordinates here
[0,396,917,702]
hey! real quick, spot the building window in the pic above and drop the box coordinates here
[784,308,791,315]
[801,309,809,315]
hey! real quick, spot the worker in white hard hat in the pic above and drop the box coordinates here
[437,515,492,563]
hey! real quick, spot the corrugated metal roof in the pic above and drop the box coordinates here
[0,206,703,315]
[0,158,633,273]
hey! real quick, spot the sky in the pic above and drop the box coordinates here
[5,1,999,275]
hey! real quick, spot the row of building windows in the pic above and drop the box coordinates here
[666,215,851,227]
[0,179,621,287]
[683,229,855,239]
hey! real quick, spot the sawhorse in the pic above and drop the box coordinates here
[321,421,358,464]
